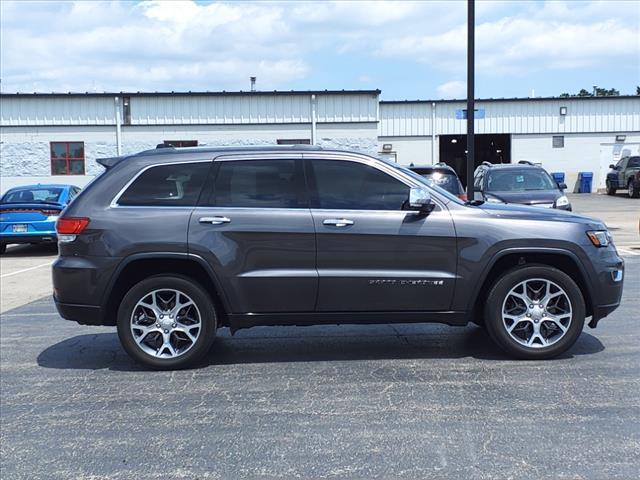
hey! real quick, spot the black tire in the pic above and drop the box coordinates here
[117,275,217,369]
[606,181,616,196]
[0,244,5,255]
[484,265,585,360]
[628,179,640,198]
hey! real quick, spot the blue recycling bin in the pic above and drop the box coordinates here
[551,172,565,185]
[578,172,593,193]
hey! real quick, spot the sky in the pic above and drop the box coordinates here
[1,0,639,100]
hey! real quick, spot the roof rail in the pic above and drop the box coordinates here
[156,143,174,149]
[518,160,535,165]
[481,161,493,167]
[434,162,448,167]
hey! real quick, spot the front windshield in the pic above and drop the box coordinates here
[1,187,64,204]
[382,161,465,204]
[486,169,556,192]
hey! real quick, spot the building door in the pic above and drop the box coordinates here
[438,134,511,186]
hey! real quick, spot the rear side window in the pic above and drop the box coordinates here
[209,159,305,208]
[118,162,210,206]
[309,160,409,210]
[628,157,640,168]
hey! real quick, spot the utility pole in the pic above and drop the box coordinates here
[466,0,475,199]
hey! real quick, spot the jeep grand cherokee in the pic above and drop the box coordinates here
[53,146,624,369]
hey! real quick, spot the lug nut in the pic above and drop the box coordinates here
[172,323,177,328]
[526,313,531,317]
[155,323,160,328]
[159,314,164,319]
[164,329,169,333]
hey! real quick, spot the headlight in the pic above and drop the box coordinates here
[555,195,569,207]
[586,230,611,247]
[485,196,503,203]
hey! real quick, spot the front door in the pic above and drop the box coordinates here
[306,158,457,312]
[189,155,317,314]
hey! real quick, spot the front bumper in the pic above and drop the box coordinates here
[587,249,624,327]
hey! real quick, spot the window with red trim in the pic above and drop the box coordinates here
[50,142,85,175]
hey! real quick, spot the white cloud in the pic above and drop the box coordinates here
[0,0,638,93]
[436,80,466,99]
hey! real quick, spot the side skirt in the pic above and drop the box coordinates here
[228,311,469,334]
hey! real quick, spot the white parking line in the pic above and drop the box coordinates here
[0,261,54,278]
[0,312,58,317]
[617,247,640,257]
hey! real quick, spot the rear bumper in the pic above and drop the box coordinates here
[0,233,57,245]
[54,297,106,326]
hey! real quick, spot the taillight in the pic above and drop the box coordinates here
[41,209,61,216]
[56,217,90,234]
[458,193,468,201]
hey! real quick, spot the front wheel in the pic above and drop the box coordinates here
[606,181,616,196]
[117,275,217,369]
[484,265,585,359]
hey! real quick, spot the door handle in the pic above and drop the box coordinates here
[199,216,231,225]
[323,218,354,227]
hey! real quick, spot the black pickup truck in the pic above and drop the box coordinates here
[606,155,640,198]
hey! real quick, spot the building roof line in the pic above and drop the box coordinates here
[0,89,381,98]
[380,95,640,104]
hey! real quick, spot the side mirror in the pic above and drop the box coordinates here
[609,164,616,169]
[409,187,434,213]
[558,182,567,190]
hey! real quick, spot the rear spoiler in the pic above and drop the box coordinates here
[96,155,128,169]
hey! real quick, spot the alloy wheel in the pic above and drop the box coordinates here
[501,278,572,348]
[130,289,202,358]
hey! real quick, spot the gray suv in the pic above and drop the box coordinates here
[53,146,624,369]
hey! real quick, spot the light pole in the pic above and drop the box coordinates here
[466,0,475,199]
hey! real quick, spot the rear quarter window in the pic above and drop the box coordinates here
[117,162,210,206]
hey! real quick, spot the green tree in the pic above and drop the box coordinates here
[636,86,640,95]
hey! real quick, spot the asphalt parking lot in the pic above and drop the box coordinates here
[1,193,639,479]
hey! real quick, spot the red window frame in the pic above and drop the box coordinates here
[50,141,85,175]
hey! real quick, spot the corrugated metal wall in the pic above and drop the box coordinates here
[380,97,640,136]
[1,93,379,126]
[1,96,116,126]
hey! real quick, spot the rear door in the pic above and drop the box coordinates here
[188,154,317,314]
[306,156,457,312]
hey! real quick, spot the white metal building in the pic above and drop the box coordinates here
[1,91,639,192]
[380,96,640,190]
[0,90,380,191]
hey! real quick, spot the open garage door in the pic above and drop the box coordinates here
[439,134,511,187]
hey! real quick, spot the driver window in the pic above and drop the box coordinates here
[309,160,409,210]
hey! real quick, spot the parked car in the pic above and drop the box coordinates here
[606,155,640,198]
[0,184,81,254]
[53,146,623,369]
[473,161,571,210]
[409,163,467,200]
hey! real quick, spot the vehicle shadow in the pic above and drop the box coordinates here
[3,244,58,257]
[37,324,605,372]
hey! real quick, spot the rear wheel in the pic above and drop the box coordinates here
[606,181,616,196]
[628,179,640,198]
[117,275,217,369]
[484,265,585,359]
[0,244,5,255]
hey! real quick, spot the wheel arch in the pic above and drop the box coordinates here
[470,248,594,325]
[102,253,230,327]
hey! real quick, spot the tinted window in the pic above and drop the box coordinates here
[417,171,462,195]
[486,169,556,192]
[2,187,64,204]
[210,160,304,208]
[628,157,640,168]
[118,162,210,206]
[310,160,409,210]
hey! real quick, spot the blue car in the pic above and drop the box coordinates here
[0,184,81,254]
